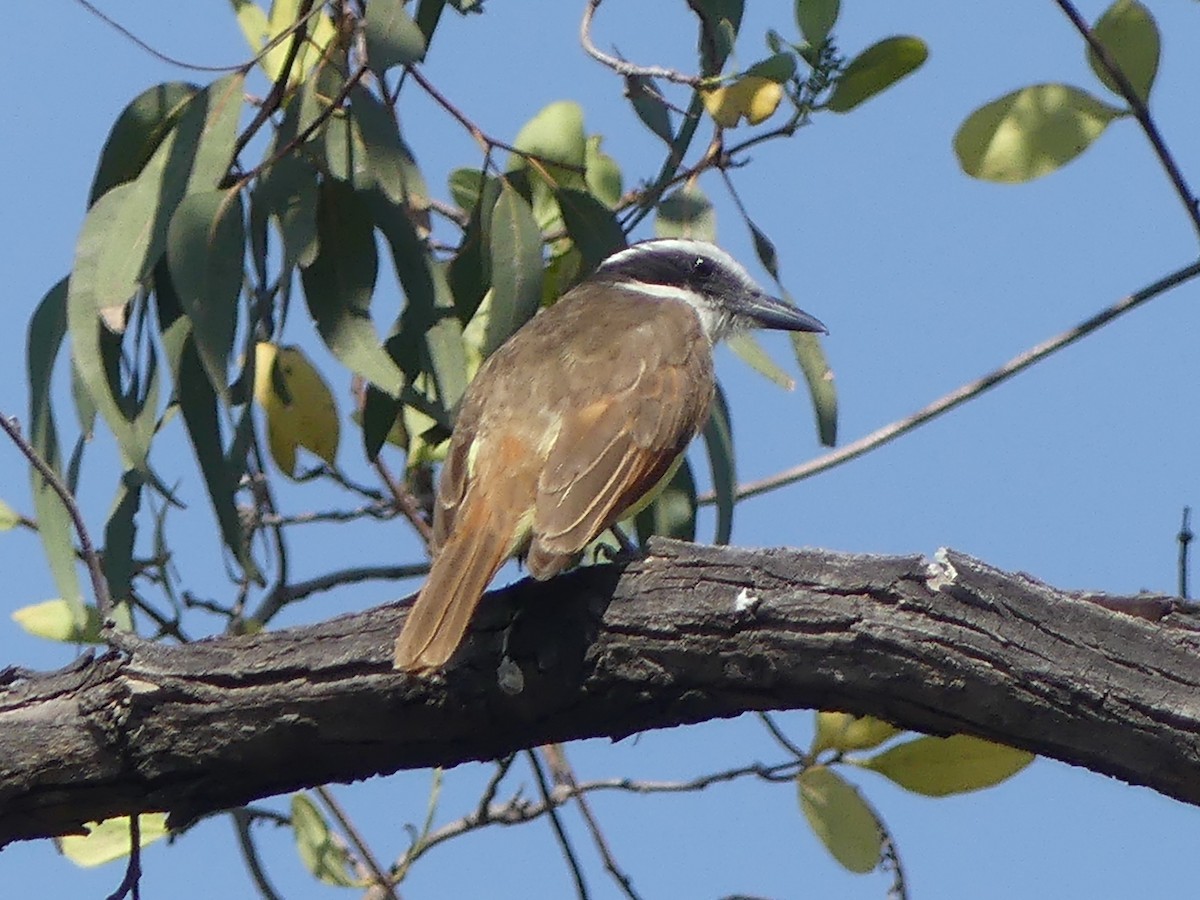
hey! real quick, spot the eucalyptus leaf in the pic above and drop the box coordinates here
[702,384,736,545]
[365,0,427,71]
[827,36,928,113]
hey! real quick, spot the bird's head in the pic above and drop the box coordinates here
[592,238,827,343]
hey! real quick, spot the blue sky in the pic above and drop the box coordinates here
[4,2,1200,897]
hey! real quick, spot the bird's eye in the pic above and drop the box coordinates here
[693,257,714,278]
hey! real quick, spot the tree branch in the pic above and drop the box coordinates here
[3,540,1199,846]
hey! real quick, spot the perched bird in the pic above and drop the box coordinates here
[394,238,827,672]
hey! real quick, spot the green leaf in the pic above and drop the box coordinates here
[1087,0,1159,104]
[795,0,840,48]
[89,82,198,205]
[791,331,837,446]
[656,185,716,241]
[797,766,883,874]
[166,188,245,396]
[415,0,448,43]
[954,84,1124,183]
[701,384,736,545]
[728,332,795,390]
[234,0,336,86]
[635,457,697,546]
[624,74,674,145]
[102,470,143,615]
[13,599,103,644]
[585,136,623,208]
[27,279,85,624]
[0,499,19,531]
[252,155,320,272]
[813,712,900,754]
[512,101,587,172]
[746,52,798,83]
[693,0,745,73]
[59,814,170,867]
[301,180,403,395]
[827,36,928,113]
[291,793,365,887]
[556,188,627,275]
[365,0,427,70]
[448,168,485,211]
[350,86,430,210]
[862,734,1034,797]
[480,184,543,356]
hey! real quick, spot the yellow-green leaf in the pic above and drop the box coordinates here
[512,100,587,172]
[585,135,623,208]
[797,766,883,874]
[0,499,19,531]
[791,330,837,447]
[13,599,103,644]
[954,84,1124,183]
[291,793,365,888]
[232,0,336,86]
[59,814,170,867]
[862,734,1034,797]
[813,712,899,754]
[728,332,794,391]
[1087,0,1159,104]
[253,343,340,478]
[827,36,927,113]
[701,75,784,127]
[795,0,840,48]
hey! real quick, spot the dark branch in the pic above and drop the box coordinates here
[3,540,1199,846]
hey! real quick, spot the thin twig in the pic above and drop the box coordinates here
[374,458,436,550]
[757,713,810,762]
[580,0,702,86]
[1,414,111,616]
[1051,0,1200,240]
[1178,507,1192,600]
[710,259,1200,502]
[315,786,399,900]
[526,749,590,900]
[231,809,285,900]
[73,0,243,72]
[104,815,141,900]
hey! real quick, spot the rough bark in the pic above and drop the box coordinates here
[3,539,1198,846]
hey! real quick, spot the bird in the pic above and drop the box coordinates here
[393,237,827,672]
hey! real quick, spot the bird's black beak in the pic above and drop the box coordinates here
[740,290,828,334]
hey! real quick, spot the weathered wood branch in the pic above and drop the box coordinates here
[3,539,1199,846]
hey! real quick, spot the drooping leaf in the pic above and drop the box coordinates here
[27,279,85,623]
[12,599,103,644]
[166,188,245,396]
[826,36,928,113]
[635,457,697,547]
[480,184,543,356]
[364,0,427,71]
[350,85,430,210]
[58,814,171,868]
[702,384,736,545]
[791,331,837,446]
[252,155,320,272]
[556,187,626,275]
[797,766,883,874]
[795,0,840,48]
[656,185,716,241]
[813,712,900,754]
[415,0,448,43]
[862,734,1034,796]
[693,0,745,74]
[290,794,365,888]
[102,470,143,618]
[1087,0,1159,104]
[624,74,674,145]
[89,82,198,205]
[448,168,485,211]
[955,84,1124,183]
[728,332,795,390]
[301,180,403,395]
[253,343,341,477]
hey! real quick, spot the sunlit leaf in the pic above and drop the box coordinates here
[291,794,365,887]
[166,188,245,396]
[233,0,336,86]
[862,734,1035,796]
[702,75,784,127]
[253,343,340,477]
[58,814,170,867]
[1087,0,1159,104]
[791,331,837,446]
[481,183,543,356]
[89,82,197,205]
[301,180,403,396]
[0,499,19,531]
[955,84,1124,183]
[585,135,623,208]
[813,712,900,754]
[827,36,927,113]
[656,185,716,241]
[702,384,736,545]
[795,0,840,48]
[365,0,427,71]
[13,599,103,644]
[512,100,587,172]
[798,766,883,874]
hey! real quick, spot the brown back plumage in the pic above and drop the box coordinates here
[393,284,714,672]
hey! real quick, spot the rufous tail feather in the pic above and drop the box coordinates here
[393,502,512,671]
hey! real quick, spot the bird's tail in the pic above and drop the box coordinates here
[393,500,513,672]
